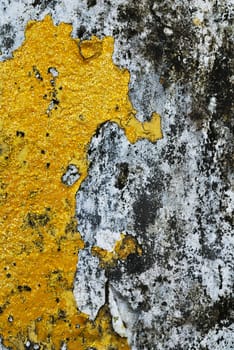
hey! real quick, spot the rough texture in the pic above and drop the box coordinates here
[0,14,162,350]
[0,1,233,349]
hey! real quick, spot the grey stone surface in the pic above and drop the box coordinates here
[0,0,233,349]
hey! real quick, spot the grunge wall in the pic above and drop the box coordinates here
[0,1,233,349]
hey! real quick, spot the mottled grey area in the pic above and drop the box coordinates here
[74,248,106,320]
[61,164,80,187]
[0,0,233,349]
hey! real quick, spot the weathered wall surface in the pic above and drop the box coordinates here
[0,1,233,349]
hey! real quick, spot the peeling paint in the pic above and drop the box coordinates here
[0,15,162,349]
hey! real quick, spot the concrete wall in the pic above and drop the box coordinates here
[0,1,233,349]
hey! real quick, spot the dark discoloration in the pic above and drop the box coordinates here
[195,295,234,333]
[115,162,129,190]
[191,30,233,132]
[65,218,78,234]
[107,238,156,280]
[17,285,32,292]
[189,105,209,126]
[206,36,233,122]
[87,0,97,8]
[133,293,234,349]
[26,212,50,228]
[133,171,163,233]
[117,1,197,82]
[125,248,154,275]
[0,23,15,49]
[118,4,143,30]
[32,0,57,10]
[77,26,86,39]
[16,131,25,137]
[133,193,159,231]
[58,309,67,320]
[177,292,234,335]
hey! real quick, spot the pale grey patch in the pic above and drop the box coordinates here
[109,284,138,340]
[74,248,106,320]
[61,164,80,187]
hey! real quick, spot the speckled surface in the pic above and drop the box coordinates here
[0,1,233,349]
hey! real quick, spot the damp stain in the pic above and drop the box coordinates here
[0,15,162,349]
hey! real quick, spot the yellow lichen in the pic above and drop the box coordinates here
[92,234,142,268]
[192,17,203,26]
[0,15,162,349]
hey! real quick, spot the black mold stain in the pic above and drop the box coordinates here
[125,248,154,275]
[118,4,142,39]
[133,171,163,233]
[194,295,234,334]
[133,193,158,232]
[189,105,209,125]
[107,235,156,280]
[115,162,129,190]
[191,29,233,131]
[104,169,167,279]
[87,0,97,8]
[77,25,87,39]
[117,0,197,82]
[123,243,154,276]
[32,0,57,10]
[0,23,15,50]
[206,40,233,122]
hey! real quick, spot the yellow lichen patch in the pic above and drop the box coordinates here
[92,234,142,268]
[192,17,203,26]
[0,15,162,349]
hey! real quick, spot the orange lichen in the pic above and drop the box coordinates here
[92,234,142,268]
[0,15,162,349]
